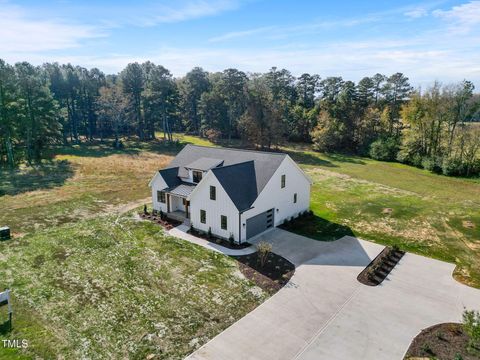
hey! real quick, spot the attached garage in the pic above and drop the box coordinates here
[246,208,274,239]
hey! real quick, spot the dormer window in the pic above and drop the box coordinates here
[192,170,203,183]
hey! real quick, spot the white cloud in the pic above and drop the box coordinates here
[118,0,242,26]
[1,0,479,88]
[0,2,104,53]
[208,26,276,42]
[433,1,480,33]
[404,7,429,18]
[7,38,479,88]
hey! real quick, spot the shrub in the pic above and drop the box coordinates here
[256,241,272,268]
[205,129,222,143]
[462,309,480,351]
[159,210,164,220]
[369,137,399,161]
[421,156,442,174]
[411,153,423,168]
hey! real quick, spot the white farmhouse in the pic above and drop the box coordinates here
[149,144,311,243]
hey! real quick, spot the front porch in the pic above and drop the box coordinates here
[165,184,194,225]
[166,210,190,225]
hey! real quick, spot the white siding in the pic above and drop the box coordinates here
[170,196,184,212]
[150,173,168,212]
[240,156,311,242]
[188,172,240,242]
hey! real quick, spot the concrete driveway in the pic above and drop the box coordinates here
[187,228,480,360]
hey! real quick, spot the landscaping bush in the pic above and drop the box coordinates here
[256,241,272,268]
[462,309,480,351]
[369,137,399,161]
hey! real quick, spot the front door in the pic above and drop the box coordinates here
[183,198,190,219]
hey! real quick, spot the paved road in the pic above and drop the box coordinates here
[187,229,480,360]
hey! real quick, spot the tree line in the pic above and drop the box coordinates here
[0,59,479,176]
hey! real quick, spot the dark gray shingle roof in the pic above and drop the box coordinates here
[185,157,223,171]
[168,144,287,194]
[159,167,181,188]
[211,161,258,212]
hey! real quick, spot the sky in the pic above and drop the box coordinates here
[1,0,479,87]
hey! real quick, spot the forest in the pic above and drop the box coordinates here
[0,59,479,176]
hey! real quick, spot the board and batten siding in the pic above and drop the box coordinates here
[188,171,240,242]
[150,173,168,213]
[240,156,311,242]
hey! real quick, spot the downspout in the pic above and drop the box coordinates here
[238,212,242,244]
[238,206,254,244]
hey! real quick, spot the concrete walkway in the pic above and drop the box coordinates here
[168,224,257,256]
[187,228,480,360]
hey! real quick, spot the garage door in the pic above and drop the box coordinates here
[246,208,274,239]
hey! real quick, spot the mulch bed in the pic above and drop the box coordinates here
[188,229,251,250]
[404,323,479,360]
[357,246,405,286]
[139,213,182,230]
[232,252,295,294]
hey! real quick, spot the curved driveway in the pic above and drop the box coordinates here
[187,229,480,360]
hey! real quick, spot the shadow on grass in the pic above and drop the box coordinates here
[53,138,186,158]
[285,151,338,167]
[0,318,12,335]
[323,152,367,165]
[280,214,355,242]
[0,160,74,196]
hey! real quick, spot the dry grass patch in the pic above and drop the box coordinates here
[0,151,172,234]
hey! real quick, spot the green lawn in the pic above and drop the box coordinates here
[285,148,480,287]
[0,214,266,359]
[163,135,480,287]
[1,133,479,359]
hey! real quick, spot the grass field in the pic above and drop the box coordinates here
[0,214,265,359]
[0,139,180,235]
[0,133,479,359]
[284,147,480,287]
[171,136,480,287]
